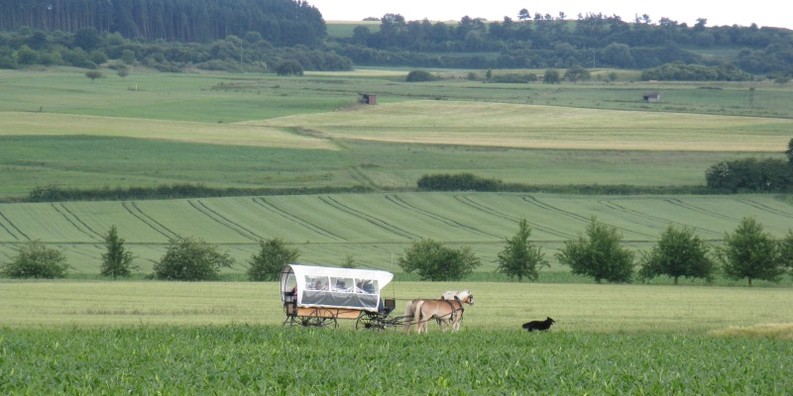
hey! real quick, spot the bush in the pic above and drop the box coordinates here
[152,238,234,281]
[705,158,793,192]
[405,70,438,82]
[417,173,502,191]
[398,239,480,281]
[275,59,303,76]
[248,238,300,281]
[1,241,68,279]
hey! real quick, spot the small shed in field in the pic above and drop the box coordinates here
[358,93,377,105]
[642,92,661,102]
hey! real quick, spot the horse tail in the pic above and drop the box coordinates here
[402,301,414,333]
[413,300,426,333]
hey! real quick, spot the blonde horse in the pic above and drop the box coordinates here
[402,290,475,333]
[412,290,474,333]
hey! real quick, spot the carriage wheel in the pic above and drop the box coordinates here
[306,309,337,328]
[356,312,383,330]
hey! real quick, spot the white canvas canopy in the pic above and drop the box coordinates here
[280,264,393,312]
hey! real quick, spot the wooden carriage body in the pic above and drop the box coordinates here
[280,264,394,327]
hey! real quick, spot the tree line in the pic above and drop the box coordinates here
[2,3,793,77]
[0,0,325,46]
[335,12,793,77]
[0,28,351,72]
[3,217,792,287]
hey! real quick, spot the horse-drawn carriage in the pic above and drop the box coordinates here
[281,264,400,329]
[280,264,473,331]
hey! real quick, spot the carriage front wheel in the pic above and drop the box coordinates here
[356,312,388,331]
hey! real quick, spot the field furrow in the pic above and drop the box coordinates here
[596,200,668,239]
[738,198,793,220]
[318,195,422,240]
[520,195,591,224]
[0,209,27,241]
[122,202,180,240]
[251,197,346,241]
[384,194,501,239]
[455,194,573,239]
[188,200,260,241]
[664,198,742,222]
[51,203,104,241]
[605,198,723,238]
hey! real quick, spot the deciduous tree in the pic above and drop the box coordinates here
[557,217,634,283]
[398,239,480,281]
[779,230,793,277]
[497,219,548,281]
[639,225,714,284]
[248,238,300,281]
[152,238,234,281]
[100,225,137,279]
[719,217,784,286]
[1,241,68,279]
[85,70,103,82]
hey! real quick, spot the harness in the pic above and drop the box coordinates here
[437,296,464,325]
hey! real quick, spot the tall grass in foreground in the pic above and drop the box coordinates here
[1,326,791,394]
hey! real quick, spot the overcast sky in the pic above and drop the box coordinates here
[309,0,790,29]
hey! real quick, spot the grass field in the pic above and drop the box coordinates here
[1,68,791,200]
[2,281,792,332]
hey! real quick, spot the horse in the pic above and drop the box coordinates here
[413,290,474,333]
[402,290,474,333]
[402,298,425,332]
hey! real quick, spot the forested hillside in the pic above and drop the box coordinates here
[0,0,325,46]
[333,13,793,75]
[1,1,792,76]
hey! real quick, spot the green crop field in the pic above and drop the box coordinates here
[2,193,793,275]
[1,281,792,393]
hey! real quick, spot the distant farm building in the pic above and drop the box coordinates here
[642,92,662,102]
[358,93,377,105]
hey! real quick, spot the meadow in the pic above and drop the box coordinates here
[1,68,791,199]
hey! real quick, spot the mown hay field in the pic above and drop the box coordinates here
[3,280,792,333]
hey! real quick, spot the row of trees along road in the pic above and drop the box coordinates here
[2,217,792,286]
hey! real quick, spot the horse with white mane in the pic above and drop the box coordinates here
[403,289,474,333]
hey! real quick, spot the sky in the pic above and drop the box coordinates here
[309,0,791,30]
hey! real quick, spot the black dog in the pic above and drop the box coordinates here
[522,317,555,332]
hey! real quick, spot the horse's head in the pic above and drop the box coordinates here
[456,289,474,306]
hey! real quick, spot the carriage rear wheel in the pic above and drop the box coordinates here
[304,309,338,328]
